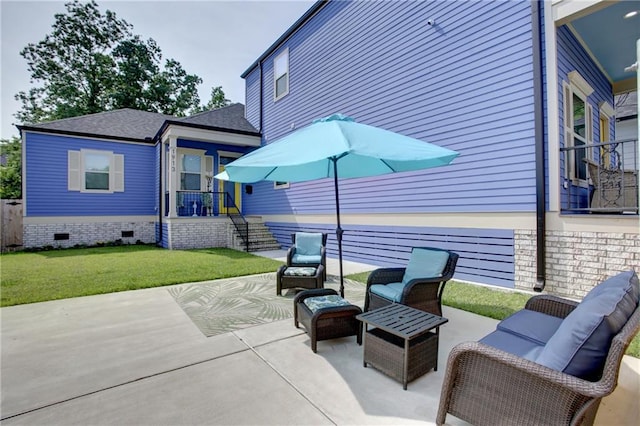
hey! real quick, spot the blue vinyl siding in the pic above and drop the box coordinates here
[244,69,261,130]
[268,222,515,288]
[24,132,156,216]
[243,0,537,216]
[556,26,614,210]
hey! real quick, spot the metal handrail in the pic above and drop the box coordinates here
[166,190,250,250]
[224,192,249,252]
[560,138,638,214]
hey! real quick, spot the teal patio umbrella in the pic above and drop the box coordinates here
[216,114,459,297]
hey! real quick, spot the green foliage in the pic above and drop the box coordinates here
[0,137,22,199]
[0,246,284,306]
[193,86,231,113]
[14,0,206,124]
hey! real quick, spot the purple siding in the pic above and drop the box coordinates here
[243,0,537,216]
[24,132,155,216]
[268,222,515,288]
[556,25,614,210]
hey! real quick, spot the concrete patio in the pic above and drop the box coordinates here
[1,250,638,425]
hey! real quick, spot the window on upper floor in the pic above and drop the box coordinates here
[563,71,594,183]
[274,48,289,100]
[68,149,124,193]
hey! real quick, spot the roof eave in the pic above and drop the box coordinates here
[240,0,328,78]
[17,125,155,144]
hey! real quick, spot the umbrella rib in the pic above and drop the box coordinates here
[380,159,398,173]
[262,167,279,181]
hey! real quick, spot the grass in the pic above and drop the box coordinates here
[2,247,637,358]
[0,245,283,307]
[347,271,640,359]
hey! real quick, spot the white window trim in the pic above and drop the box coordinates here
[68,149,124,193]
[273,48,289,101]
[563,75,594,185]
[177,148,211,191]
[274,181,290,190]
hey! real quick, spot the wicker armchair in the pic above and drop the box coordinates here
[436,295,640,426]
[364,247,458,316]
[287,232,328,281]
[584,158,638,212]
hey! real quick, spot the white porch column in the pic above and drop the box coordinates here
[167,136,178,218]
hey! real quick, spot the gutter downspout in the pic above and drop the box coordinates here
[158,140,163,247]
[532,0,546,292]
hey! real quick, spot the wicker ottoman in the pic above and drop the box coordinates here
[294,288,363,353]
[277,265,324,296]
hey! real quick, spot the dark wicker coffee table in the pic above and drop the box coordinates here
[356,304,448,390]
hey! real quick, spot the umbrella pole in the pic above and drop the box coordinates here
[332,157,345,298]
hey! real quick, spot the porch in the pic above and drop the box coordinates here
[561,138,639,214]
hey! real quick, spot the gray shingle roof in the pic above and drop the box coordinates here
[18,103,259,142]
[176,103,259,134]
[21,109,174,141]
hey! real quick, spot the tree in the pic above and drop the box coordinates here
[15,0,203,123]
[194,86,231,113]
[0,137,22,199]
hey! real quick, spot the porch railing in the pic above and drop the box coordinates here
[560,138,638,214]
[164,191,250,251]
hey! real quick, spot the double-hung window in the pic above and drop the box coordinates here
[181,154,202,191]
[563,71,594,183]
[68,149,124,193]
[274,48,289,100]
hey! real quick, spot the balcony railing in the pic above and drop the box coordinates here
[560,138,638,214]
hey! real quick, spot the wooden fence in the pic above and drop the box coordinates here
[1,199,23,252]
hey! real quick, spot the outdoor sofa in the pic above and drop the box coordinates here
[437,269,640,426]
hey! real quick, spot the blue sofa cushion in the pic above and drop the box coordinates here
[295,233,323,256]
[582,269,639,307]
[536,271,639,380]
[497,310,564,346]
[292,254,322,264]
[369,282,405,302]
[401,248,449,285]
[480,330,544,360]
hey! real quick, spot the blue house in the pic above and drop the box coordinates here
[19,104,266,251]
[238,0,638,297]
[20,0,638,298]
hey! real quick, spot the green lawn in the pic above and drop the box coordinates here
[0,246,283,307]
[2,246,637,358]
[347,271,640,359]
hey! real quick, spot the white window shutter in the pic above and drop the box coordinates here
[68,150,81,191]
[113,154,125,192]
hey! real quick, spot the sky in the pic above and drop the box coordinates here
[0,0,316,140]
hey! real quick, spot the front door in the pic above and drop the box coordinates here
[218,154,242,214]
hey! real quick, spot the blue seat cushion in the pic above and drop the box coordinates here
[536,271,639,380]
[402,248,449,285]
[480,330,544,361]
[295,233,323,256]
[497,309,564,346]
[369,282,405,302]
[304,295,351,313]
[292,254,322,264]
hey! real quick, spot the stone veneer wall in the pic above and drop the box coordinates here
[24,221,156,249]
[515,229,640,299]
[165,220,242,250]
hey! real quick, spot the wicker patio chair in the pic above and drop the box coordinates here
[436,295,640,426]
[364,247,458,316]
[287,232,328,281]
[584,158,638,212]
